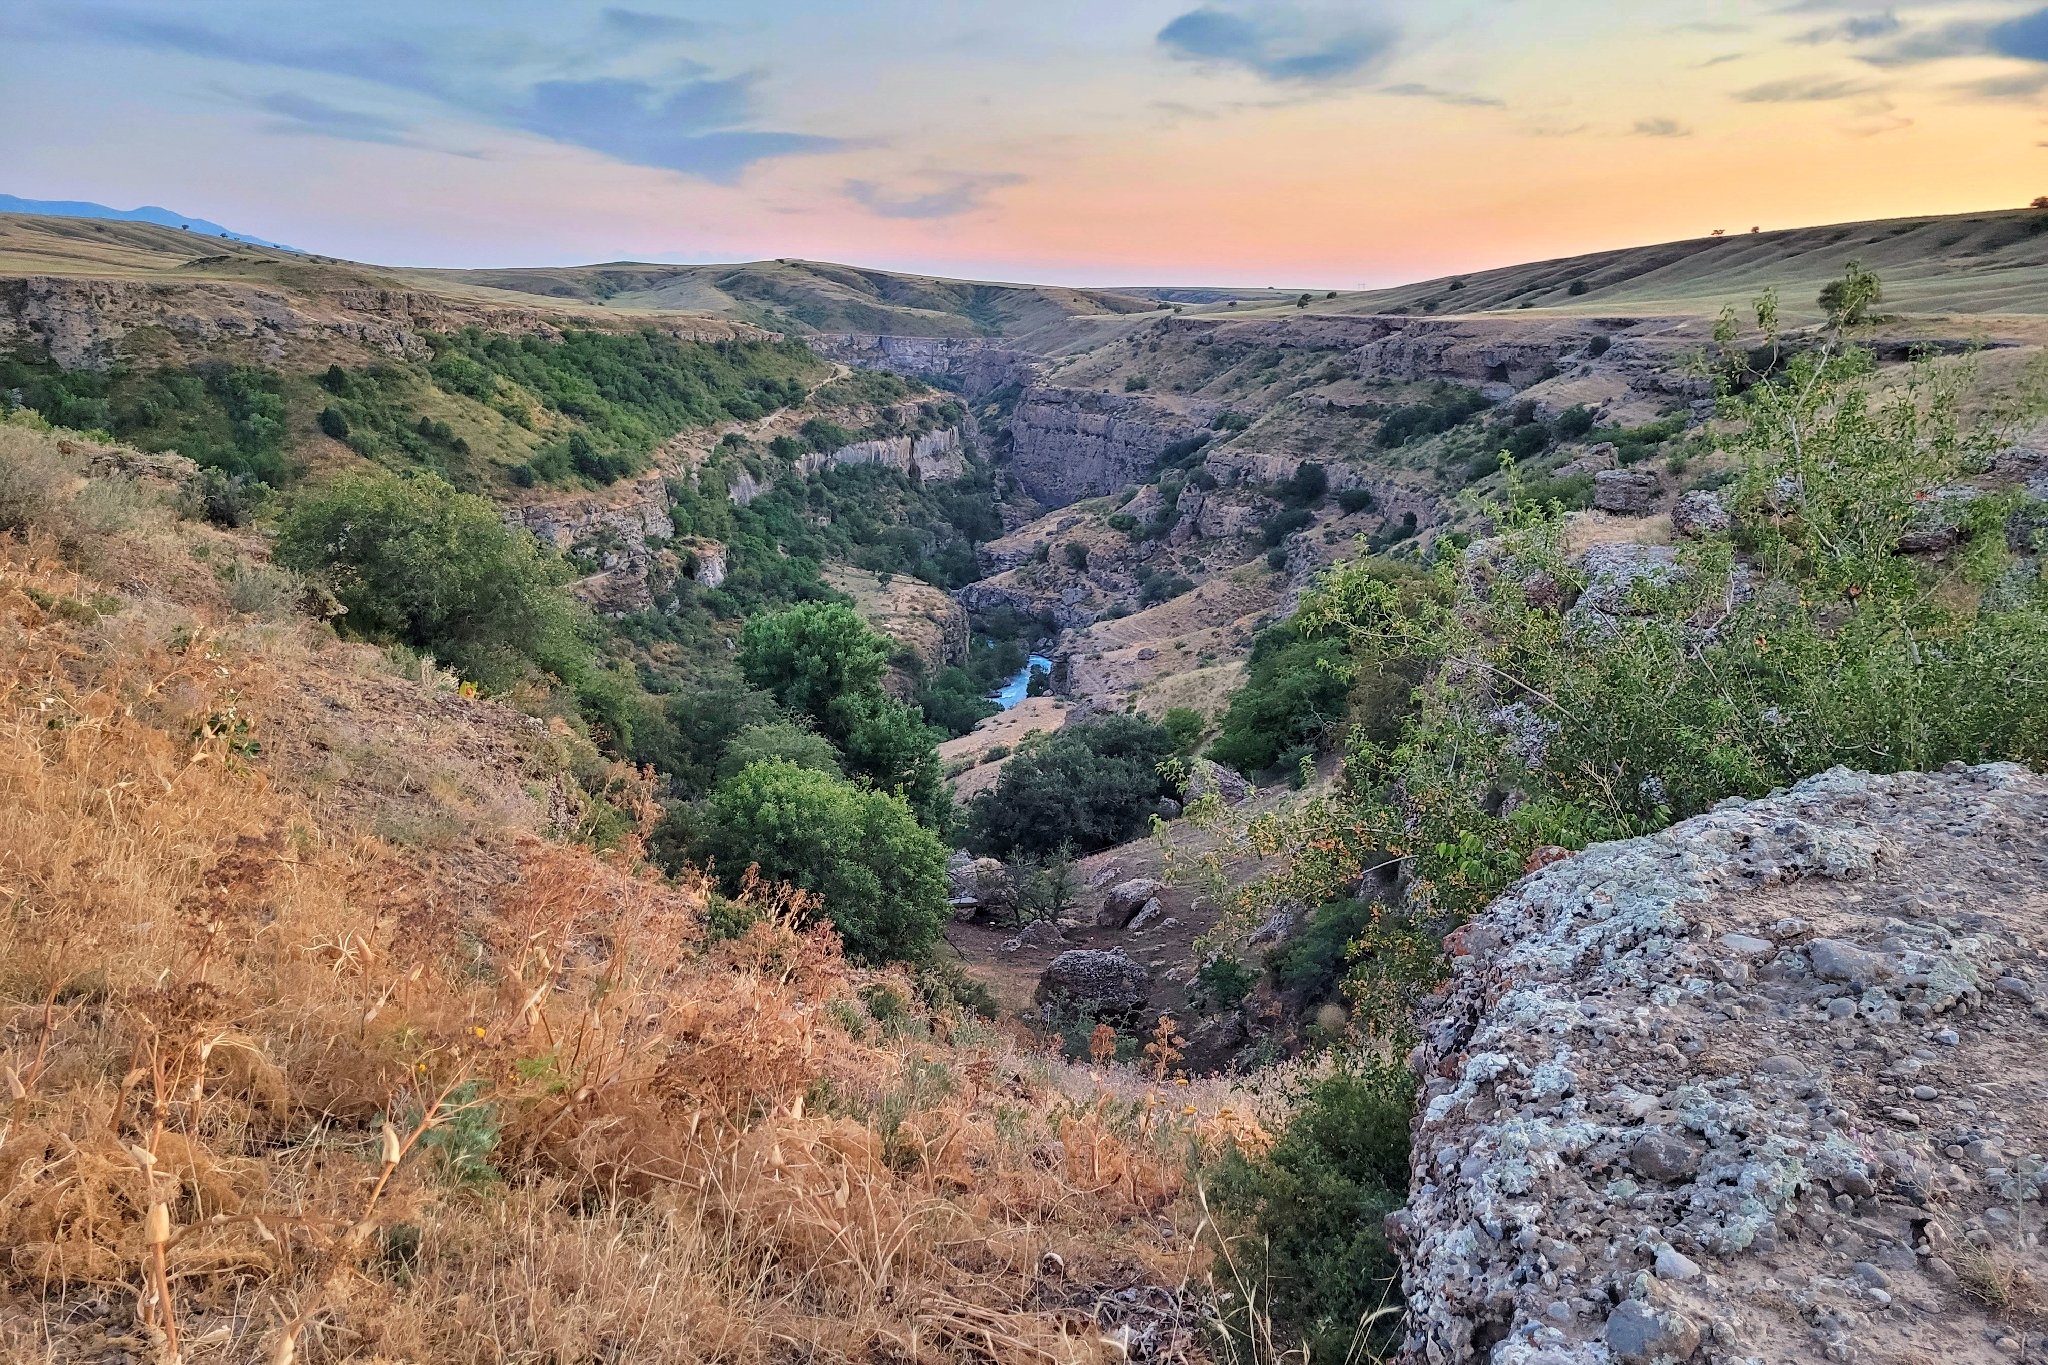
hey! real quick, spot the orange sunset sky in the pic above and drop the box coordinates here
[4,1,2045,285]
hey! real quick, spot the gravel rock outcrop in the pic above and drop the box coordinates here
[1037,949,1153,1020]
[1401,764,2048,1365]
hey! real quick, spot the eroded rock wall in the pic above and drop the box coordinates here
[1004,387,1218,507]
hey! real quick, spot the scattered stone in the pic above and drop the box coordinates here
[1719,932,1774,957]
[1127,899,1166,932]
[1653,1245,1702,1281]
[1097,879,1166,928]
[1603,1299,1701,1363]
[1183,758,1251,806]
[1809,938,1890,985]
[1016,919,1067,950]
[1155,797,1183,821]
[1630,1131,1701,1183]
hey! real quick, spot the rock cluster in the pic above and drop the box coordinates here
[1594,470,1659,517]
[1037,949,1153,1020]
[1400,764,2048,1365]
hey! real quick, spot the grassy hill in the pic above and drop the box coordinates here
[423,258,1162,341]
[0,213,1161,341]
[1210,209,2048,321]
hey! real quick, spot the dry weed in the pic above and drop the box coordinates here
[0,429,1254,1362]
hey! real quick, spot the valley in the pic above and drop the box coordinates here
[5,200,2048,1363]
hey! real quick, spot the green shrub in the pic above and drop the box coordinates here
[738,601,891,724]
[274,472,596,699]
[1336,487,1376,514]
[965,716,1175,859]
[1193,956,1256,1010]
[1162,706,1206,756]
[716,720,843,781]
[1208,1061,1414,1360]
[1261,507,1315,547]
[1206,625,1354,775]
[696,760,949,963]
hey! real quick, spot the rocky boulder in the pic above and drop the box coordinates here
[1097,878,1166,928]
[1035,950,1152,1020]
[947,854,1016,923]
[1399,763,2048,1365]
[1593,468,1659,516]
[1184,758,1251,806]
[1670,489,1729,538]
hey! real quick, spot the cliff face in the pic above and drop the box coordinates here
[1402,764,2048,1365]
[1004,387,1218,507]
[0,275,754,370]
[812,333,1038,399]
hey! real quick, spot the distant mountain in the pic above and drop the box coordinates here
[0,195,298,252]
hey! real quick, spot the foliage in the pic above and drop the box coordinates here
[696,760,949,962]
[1817,259,1882,326]
[1221,272,2048,990]
[1162,706,1207,756]
[965,715,1175,859]
[738,601,891,723]
[1336,486,1377,514]
[716,719,843,781]
[1376,384,1491,448]
[1205,623,1356,775]
[0,349,294,485]
[1208,1061,1414,1360]
[1192,956,1256,1011]
[274,473,617,715]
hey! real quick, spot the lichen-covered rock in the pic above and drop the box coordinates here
[1400,764,2048,1365]
[1036,950,1152,1019]
[1184,758,1251,806]
[1593,469,1658,516]
[1670,489,1729,538]
[947,854,1015,922]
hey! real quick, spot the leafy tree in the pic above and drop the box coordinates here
[275,472,590,696]
[738,601,891,724]
[1162,707,1206,756]
[965,716,1175,859]
[696,760,949,963]
[716,720,843,782]
[1206,625,1356,775]
[836,691,952,829]
[1817,260,1882,327]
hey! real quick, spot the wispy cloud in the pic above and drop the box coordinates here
[1992,7,2048,62]
[55,7,844,181]
[843,171,1027,219]
[251,92,415,147]
[1952,69,2048,99]
[599,9,706,42]
[1697,52,1746,68]
[1732,75,1883,101]
[1632,116,1693,136]
[1379,81,1502,108]
[1795,12,1902,44]
[1156,5,1399,85]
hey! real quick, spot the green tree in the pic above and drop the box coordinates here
[1817,259,1882,326]
[716,720,843,782]
[966,716,1174,859]
[835,691,952,830]
[275,472,587,695]
[738,601,891,724]
[696,760,949,963]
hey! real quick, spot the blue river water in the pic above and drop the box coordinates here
[993,654,1054,710]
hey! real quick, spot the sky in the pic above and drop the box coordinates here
[3,1,2047,287]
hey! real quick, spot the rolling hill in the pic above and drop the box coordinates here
[0,193,299,250]
[1214,208,2048,321]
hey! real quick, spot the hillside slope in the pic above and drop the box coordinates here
[1214,209,2048,321]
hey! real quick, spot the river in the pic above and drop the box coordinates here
[992,654,1053,710]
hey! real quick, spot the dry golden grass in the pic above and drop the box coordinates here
[0,422,1268,1364]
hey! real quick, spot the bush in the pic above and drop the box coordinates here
[1567,279,1589,296]
[1063,542,1089,571]
[965,716,1175,859]
[1376,386,1491,448]
[1193,956,1256,1010]
[1586,335,1612,358]
[1162,706,1206,756]
[1336,486,1376,514]
[274,472,593,698]
[738,602,890,726]
[715,720,843,782]
[696,760,949,963]
[1261,507,1315,547]
[1551,405,1597,440]
[1208,1062,1414,1359]
[1207,625,1354,774]
[1277,461,1328,507]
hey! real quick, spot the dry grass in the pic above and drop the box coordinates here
[1954,1240,2042,1322]
[0,422,1268,1363]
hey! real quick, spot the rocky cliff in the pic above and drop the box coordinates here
[812,332,1039,399]
[1402,763,2048,1365]
[1004,387,1218,507]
